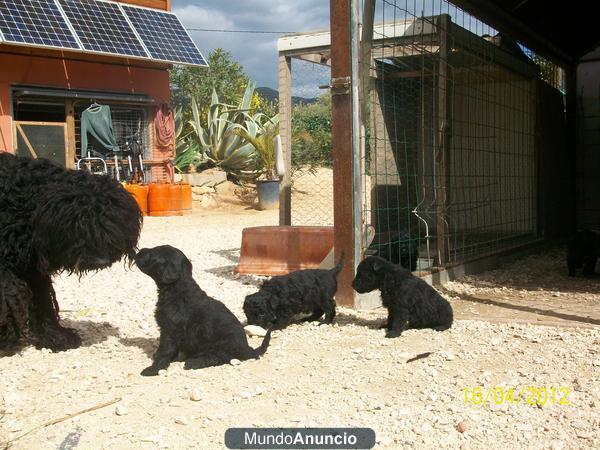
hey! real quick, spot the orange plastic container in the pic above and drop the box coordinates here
[179,183,192,214]
[124,183,149,215]
[148,182,183,216]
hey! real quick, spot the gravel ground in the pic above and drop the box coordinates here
[1,206,599,450]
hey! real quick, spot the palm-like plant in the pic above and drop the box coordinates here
[230,114,280,180]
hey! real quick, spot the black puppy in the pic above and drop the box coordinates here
[352,256,453,338]
[567,230,598,277]
[366,229,419,271]
[135,245,271,376]
[243,255,344,330]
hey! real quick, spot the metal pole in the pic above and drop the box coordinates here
[351,0,362,274]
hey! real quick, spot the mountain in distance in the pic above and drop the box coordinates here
[256,87,318,106]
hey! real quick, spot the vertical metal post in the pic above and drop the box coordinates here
[351,0,362,277]
[435,14,450,265]
[330,0,355,306]
[278,55,293,226]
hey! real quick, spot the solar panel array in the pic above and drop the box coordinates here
[0,0,79,50]
[58,0,148,58]
[121,5,207,66]
[0,0,207,66]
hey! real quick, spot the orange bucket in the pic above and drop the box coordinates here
[148,182,182,216]
[179,183,192,214]
[124,183,149,215]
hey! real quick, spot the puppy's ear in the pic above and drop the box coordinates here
[159,260,181,284]
[372,258,385,273]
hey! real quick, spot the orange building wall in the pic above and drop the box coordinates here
[0,51,173,177]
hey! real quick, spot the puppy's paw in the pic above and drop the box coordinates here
[140,366,159,376]
[385,330,402,338]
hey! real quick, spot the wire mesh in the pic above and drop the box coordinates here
[361,0,541,270]
[289,58,334,226]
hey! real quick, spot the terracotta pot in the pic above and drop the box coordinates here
[235,226,334,275]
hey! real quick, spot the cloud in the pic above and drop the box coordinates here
[171,0,330,90]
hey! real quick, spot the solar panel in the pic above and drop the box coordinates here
[0,0,80,50]
[57,0,148,58]
[121,4,207,66]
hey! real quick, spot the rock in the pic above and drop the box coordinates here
[230,359,241,366]
[115,405,128,416]
[190,389,202,402]
[353,348,364,354]
[244,325,267,337]
[201,194,219,208]
[456,421,468,433]
[214,181,238,197]
[549,440,565,450]
[239,391,253,399]
[174,416,189,425]
[192,186,214,195]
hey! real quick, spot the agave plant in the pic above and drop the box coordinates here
[173,107,208,172]
[187,83,259,177]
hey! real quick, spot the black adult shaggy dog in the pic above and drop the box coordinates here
[352,256,453,338]
[0,153,142,351]
[567,230,598,277]
[135,245,271,376]
[243,255,344,330]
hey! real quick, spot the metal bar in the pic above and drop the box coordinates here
[330,0,355,307]
[351,0,362,274]
[278,55,293,226]
[435,14,450,265]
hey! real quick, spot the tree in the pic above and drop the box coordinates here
[170,48,249,124]
[291,93,332,173]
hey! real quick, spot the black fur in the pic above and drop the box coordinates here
[567,230,599,277]
[366,229,419,271]
[243,255,344,330]
[135,245,271,376]
[352,256,453,338]
[0,153,142,351]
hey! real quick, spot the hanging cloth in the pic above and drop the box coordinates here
[155,103,175,151]
[81,104,119,157]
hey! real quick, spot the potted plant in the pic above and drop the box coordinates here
[231,114,280,209]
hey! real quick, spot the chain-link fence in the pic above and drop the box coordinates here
[361,0,554,270]
[289,58,333,226]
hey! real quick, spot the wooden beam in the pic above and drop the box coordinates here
[331,0,356,307]
[278,55,292,226]
[65,99,76,168]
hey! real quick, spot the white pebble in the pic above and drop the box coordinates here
[230,359,241,366]
[115,405,128,416]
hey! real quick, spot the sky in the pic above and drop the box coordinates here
[171,0,331,91]
[169,1,495,95]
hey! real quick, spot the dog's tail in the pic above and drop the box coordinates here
[250,328,272,359]
[333,251,345,275]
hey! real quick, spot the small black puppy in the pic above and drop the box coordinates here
[366,229,419,271]
[135,245,271,376]
[352,256,453,338]
[243,255,344,330]
[567,230,598,277]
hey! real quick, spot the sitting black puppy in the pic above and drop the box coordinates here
[366,229,419,271]
[567,230,599,277]
[135,245,271,376]
[243,255,344,330]
[352,256,453,338]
